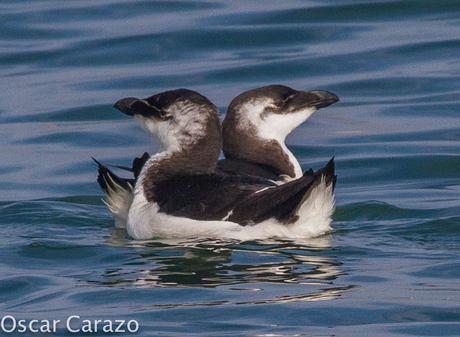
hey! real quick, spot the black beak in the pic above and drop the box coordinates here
[285,90,339,112]
[308,90,339,109]
[114,97,139,116]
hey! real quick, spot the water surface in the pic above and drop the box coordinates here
[1,0,460,336]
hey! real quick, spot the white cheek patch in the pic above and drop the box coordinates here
[134,115,157,135]
[134,115,179,151]
[239,101,317,142]
[258,107,317,141]
[236,100,267,132]
[236,103,317,180]
[258,108,316,179]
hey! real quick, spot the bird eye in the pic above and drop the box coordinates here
[160,110,173,120]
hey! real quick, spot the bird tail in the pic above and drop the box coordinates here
[229,158,336,234]
[103,152,150,180]
[92,157,134,228]
[285,158,336,235]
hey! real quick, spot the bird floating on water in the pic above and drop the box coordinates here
[94,86,338,240]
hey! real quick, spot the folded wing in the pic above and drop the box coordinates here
[152,158,336,226]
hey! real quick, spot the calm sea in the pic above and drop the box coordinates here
[1,0,460,336]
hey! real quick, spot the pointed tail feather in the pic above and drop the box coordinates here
[99,152,150,180]
[92,157,134,228]
[92,157,133,193]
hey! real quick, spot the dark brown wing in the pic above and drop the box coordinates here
[217,158,281,180]
[229,158,335,225]
[152,174,274,220]
[152,158,335,225]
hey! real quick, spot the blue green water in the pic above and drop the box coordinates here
[1,0,460,336]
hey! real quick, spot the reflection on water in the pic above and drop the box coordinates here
[144,285,355,309]
[94,233,350,306]
[2,0,460,334]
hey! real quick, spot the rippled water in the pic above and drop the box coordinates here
[1,0,460,336]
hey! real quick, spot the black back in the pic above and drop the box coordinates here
[152,158,335,225]
[217,158,281,181]
[153,174,274,220]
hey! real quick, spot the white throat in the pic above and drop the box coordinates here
[134,115,180,152]
[241,103,317,179]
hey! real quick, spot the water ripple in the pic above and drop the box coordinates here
[1,0,460,335]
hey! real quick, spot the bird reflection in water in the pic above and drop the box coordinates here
[92,229,354,306]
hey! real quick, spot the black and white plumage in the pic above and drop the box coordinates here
[96,84,339,188]
[95,88,337,240]
[220,84,339,181]
[92,153,148,228]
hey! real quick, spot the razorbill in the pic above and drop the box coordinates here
[94,85,339,227]
[218,85,339,181]
[95,88,336,240]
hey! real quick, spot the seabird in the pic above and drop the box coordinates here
[94,85,339,226]
[218,85,339,181]
[95,89,336,240]
[97,85,338,184]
